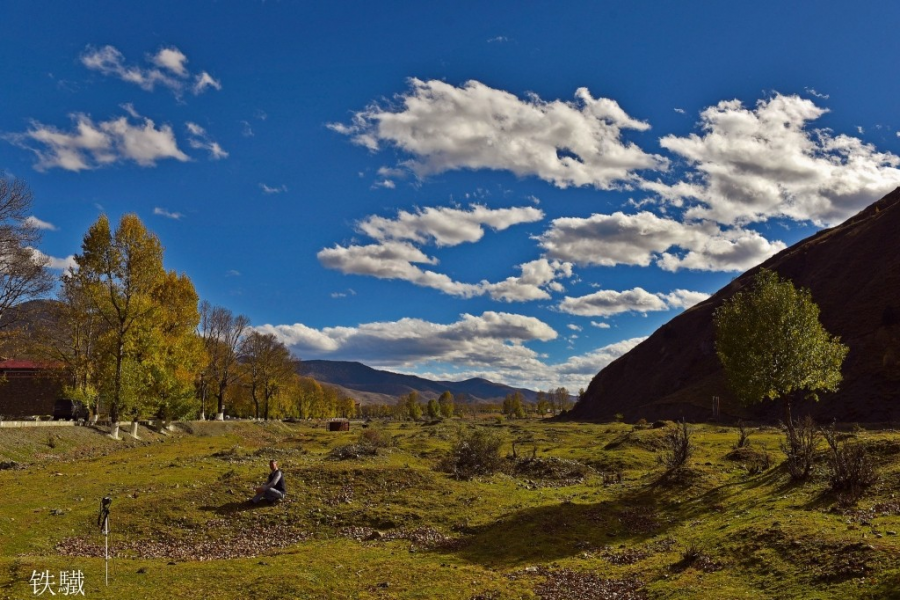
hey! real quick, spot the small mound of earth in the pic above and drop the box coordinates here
[520,567,647,600]
[329,444,379,460]
[601,546,650,565]
[338,525,458,549]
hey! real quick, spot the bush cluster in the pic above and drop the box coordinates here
[440,427,504,480]
[358,425,395,449]
[660,420,693,470]
[823,425,878,503]
[782,415,819,480]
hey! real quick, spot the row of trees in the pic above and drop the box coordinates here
[17,205,355,435]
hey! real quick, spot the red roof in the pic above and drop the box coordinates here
[0,359,62,370]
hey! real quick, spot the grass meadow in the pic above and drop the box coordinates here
[1,418,900,599]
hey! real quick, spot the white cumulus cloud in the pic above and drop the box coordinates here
[151,47,189,77]
[539,211,786,272]
[650,94,900,226]
[558,286,708,317]
[25,216,57,231]
[553,337,646,375]
[8,111,188,171]
[329,78,666,189]
[256,311,558,369]
[357,204,544,247]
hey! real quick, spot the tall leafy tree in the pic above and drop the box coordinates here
[239,331,294,420]
[502,391,526,418]
[294,376,324,419]
[40,274,106,419]
[437,390,455,418]
[143,271,204,426]
[71,214,167,435]
[199,301,249,421]
[714,269,849,439]
[399,391,422,420]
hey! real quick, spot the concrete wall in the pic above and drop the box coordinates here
[0,420,76,428]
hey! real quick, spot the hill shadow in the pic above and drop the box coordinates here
[436,485,685,568]
[199,500,272,515]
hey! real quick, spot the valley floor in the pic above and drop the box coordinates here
[1,418,899,599]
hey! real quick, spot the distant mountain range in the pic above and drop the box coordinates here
[294,360,537,405]
[569,187,900,424]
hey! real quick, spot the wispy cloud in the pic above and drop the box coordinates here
[487,36,509,43]
[81,45,221,97]
[153,207,184,220]
[260,183,287,194]
[186,122,228,160]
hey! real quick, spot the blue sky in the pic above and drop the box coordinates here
[3,1,900,392]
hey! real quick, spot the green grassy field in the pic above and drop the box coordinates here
[1,418,899,599]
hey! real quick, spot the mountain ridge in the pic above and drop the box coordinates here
[294,359,538,404]
[568,187,900,423]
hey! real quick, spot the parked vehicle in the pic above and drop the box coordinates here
[53,399,89,421]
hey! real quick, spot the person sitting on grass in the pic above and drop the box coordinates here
[249,460,286,504]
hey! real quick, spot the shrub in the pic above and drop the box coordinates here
[781,415,819,480]
[358,425,394,449]
[330,444,378,460]
[823,424,878,503]
[726,444,771,474]
[660,420,693,470]
[440,427,504,480]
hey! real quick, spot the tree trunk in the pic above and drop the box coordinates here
[784,397,796,445]
[216,387,226,421]
[130,420,140,439]
[110,422,120,440]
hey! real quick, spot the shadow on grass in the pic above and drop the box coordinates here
[199,500,273,515]
[439,461,815,568]
[436,485,685,568]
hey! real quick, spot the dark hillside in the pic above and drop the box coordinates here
[569,187,900,423]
